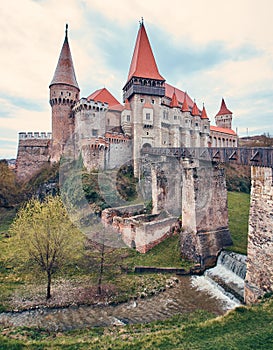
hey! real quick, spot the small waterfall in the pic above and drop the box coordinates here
[192,250,247,307]
[218,251,246,279]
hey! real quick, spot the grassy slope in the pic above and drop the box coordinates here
[227,192,250,255]
[0,298,272,349]
[123,235,192,269]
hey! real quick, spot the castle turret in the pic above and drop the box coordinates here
[49,24,80,162]
[215,98,233,129]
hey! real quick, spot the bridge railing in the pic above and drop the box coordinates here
[141,147,273,168]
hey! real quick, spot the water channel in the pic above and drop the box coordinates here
[0,251,245,331]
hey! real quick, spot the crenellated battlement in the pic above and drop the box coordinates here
[73,98,108,113]
[19,132,52,140]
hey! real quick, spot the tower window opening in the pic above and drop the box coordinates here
[146,113,151,120]
[92,129,98,137]
[61,92,63,95]
[126,115,130,122]
[140,98,144,103]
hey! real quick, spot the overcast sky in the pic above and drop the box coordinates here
[1,0,273,159]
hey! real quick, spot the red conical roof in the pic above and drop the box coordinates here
[50,25,79,89]
[191,101,200,116]
[201,104,209,119]
[87,88,123,111]
[126,22,165,83]
[216,98,232,116]
[181,92,190,112]
[170,90,179,108]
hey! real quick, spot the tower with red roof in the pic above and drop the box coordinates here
[215,98,233,129]
[49,24,80,162]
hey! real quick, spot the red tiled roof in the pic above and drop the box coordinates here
[191,101,200,116]
[210,125,237,135]
[216,98,232,116]
[126,23,165,83]
[170,90,179,108]
[87,88,123,110]
[201,105,209,119]
[50,25,79,89]
[164,83,194,108]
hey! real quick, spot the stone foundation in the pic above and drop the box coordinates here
[245,166,273,304]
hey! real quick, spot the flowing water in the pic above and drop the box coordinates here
[192,251,246,303]
[0,251,246,331]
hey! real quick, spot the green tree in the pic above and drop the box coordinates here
[9,195,84,299]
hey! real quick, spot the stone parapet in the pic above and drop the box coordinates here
[73,97,108,113]
[19,132,52,140]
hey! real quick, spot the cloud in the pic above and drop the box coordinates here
[1,0,273,158]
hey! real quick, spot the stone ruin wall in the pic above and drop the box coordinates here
[102,204,180,253]
[245,166,273,304]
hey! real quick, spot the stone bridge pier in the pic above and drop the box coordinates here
[179,159,232,268]
[146,154,233,268]
[245,166,273,304]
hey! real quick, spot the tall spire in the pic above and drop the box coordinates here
[126,21,165,83]
[49,24,79,89]
[191,100,200,116]
[216,98,232,116]
[181,92,190,112]
[170,89,179,108]
[201,104,209,119]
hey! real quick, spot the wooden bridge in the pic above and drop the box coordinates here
[141,147,273,168]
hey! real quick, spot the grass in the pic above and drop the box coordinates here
[227,192,250,255]
[0,297,272,349]
[0,207,16,233]
[122,234,192,270]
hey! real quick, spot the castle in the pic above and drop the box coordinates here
[16,22,238,181]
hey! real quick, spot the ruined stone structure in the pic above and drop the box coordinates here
[245,166,273,304]
[16,21,237,181]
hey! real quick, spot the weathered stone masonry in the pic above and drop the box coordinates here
[245,166,273,303]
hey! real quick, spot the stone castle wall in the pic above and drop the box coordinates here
[245,166,273,304]
[16,137,51,182]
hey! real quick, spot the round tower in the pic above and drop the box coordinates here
[49,24,80,162]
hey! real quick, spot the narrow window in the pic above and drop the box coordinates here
[146,113,151,120]
[92,129,98,137]
[126,115,130,122]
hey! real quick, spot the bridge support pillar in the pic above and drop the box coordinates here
[180,161,232,268]
[245,166,273,304]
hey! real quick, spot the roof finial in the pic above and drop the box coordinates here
[65,23,68,39]
[139,17,144,27]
